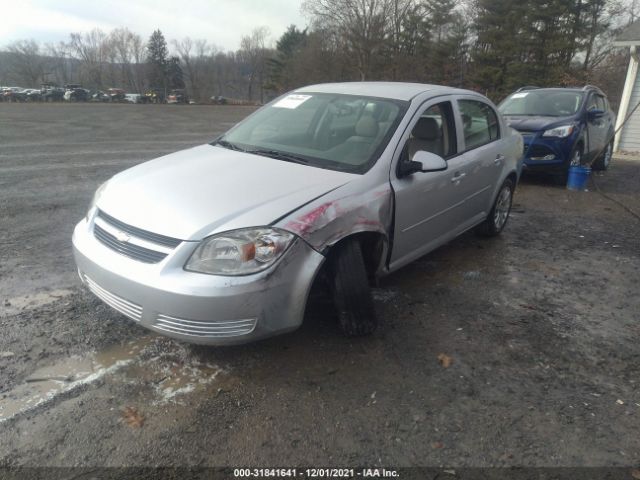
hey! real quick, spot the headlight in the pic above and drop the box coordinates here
[542,125,574,138]
[185,228,295,275]
[86,181,108,220]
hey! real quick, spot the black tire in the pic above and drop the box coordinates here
[330,239,377,337]
[592,140,613,171]
[476,178,514,237]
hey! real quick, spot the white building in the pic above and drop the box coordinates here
[615,21,640,153]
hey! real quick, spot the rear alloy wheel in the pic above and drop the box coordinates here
[476,178,514,237]
[330,238,377,337]
[592,141,612,171]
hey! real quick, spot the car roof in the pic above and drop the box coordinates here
[513,86,604,96]
[294,82,471,101]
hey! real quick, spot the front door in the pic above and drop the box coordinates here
[586,92,607,162]
[390,99,467,270]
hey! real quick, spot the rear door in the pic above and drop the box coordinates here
[452,96,505,222]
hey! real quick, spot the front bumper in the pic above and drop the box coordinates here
[72,218,325,345]
[521,133,571,172]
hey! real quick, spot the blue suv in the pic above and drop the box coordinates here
[498,86,615,180]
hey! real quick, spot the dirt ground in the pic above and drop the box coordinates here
[0,103,639,468]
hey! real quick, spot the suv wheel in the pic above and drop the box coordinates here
[476,178,514,236]
[330,238,377,337]
[592,141,613,171]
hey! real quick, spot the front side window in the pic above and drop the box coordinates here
[218,93,407,174]
[458,99,500,151]
[405,102,457,161]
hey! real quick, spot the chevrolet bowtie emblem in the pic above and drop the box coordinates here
[115,230,130,243]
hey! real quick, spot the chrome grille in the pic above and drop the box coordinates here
[153,314,257,338]
[97,210,181,248]
[93,210,182,264]
[82,274,142,322]
[94,224,168,263]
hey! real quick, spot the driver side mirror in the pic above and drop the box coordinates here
[588,108,605,120]
[399,151,448,177]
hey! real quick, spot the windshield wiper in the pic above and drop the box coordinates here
[249,149,309,165]
[214,139,245,152]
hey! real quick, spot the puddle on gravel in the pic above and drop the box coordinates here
[0,336,228,422]
[1,289,75,316]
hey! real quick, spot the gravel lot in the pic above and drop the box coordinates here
[0,103,639,468]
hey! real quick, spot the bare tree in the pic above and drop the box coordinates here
[68,29,110,88]
[173,38,218,101]
[238,27,271,102]
[109,28,146,92]
[43,41,71,85]
[6,40,46,86]
[303,0,391,80]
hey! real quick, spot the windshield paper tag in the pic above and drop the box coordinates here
[273,94,312,109]
[512,92,529,98]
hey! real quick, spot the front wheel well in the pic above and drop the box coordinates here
[324,232,387,284]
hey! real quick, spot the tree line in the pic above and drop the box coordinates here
[0,0,636,105]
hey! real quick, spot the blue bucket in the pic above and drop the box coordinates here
[566,165,591,191]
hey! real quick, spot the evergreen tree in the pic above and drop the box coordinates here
[268,25,308,91]
[422,0,467,85]
[146,29,168,92]
[167,56,185,89]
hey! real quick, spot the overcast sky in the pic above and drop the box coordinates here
[0,0,308,51]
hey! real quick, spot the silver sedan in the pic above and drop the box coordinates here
[73,82,523,345]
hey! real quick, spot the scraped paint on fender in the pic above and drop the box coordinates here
[281,185,393,252]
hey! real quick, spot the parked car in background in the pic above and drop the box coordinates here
[1,87,24,102]
[24,89,42,102]
[210,95,227,105]
[167,89,188,104]
[41,85,65,102]
[124,93,150,104]
[499,85,615,180]
[107,88,126,102]
[10,88,30,102]
[144,89,164,104]
[64,88,90,102]
[90,91,111,102]
[73,82,522,345]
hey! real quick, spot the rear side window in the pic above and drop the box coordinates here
[596,95,606,111]
[458,100,500,151]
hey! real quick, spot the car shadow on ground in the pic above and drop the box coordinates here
[184,225,489,369]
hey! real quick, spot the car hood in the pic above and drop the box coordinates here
[504,115,575,132]
[97,144,357,241]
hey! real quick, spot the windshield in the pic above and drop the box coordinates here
[216,93,407,173]
[499,90,584,117]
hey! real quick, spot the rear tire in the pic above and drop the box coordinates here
[476,178,514,237]
[330,239,377,337]
[592,141,612,171]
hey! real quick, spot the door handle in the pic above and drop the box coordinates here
[495,154,505,164]
[451,172,466,183]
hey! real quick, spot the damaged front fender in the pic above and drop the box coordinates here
[275,179,394,259]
